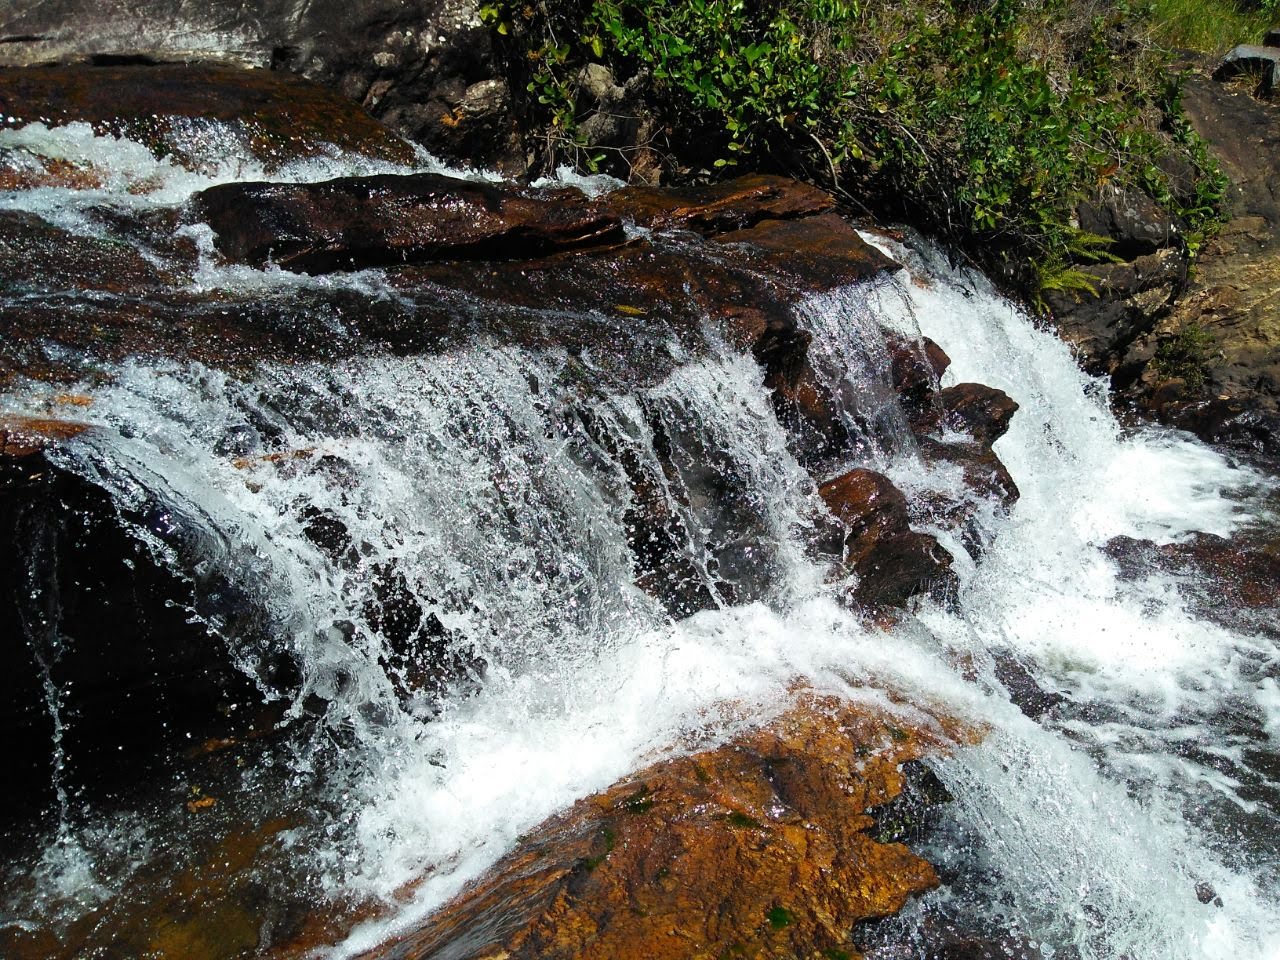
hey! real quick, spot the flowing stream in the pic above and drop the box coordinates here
[1,127,1278,959]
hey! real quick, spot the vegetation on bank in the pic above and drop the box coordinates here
[1149,0,1271,55]
[482,0,1241,296]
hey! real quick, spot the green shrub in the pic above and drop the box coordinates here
[485,0,1228,297]
[1152,323,1216,387]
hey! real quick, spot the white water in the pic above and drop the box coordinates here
[2,126,1278,958]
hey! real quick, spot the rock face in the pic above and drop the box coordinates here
[1049,52,1280,455]
[0,436,268,821]
[0,1,517,169]
[1128,69,1280,453]
[357,694,967,960]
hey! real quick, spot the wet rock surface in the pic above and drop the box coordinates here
[0,69,1024,956]
[0,2,514,169]
[356,694,968,960]
[0,63,417,169]
[820,468,956,610]
[0,438,268,822]
[192,174,625,272]
[1105,532,1280,637]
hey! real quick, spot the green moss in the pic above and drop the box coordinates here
[723,811,764,829]
[767,905,794,929]
[620,786,654,814]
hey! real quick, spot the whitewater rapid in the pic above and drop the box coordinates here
[1,124,1277,959]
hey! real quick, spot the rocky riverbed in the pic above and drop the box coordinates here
[1,12,1278,960]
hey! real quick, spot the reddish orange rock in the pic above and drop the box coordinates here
[357,693,969,960]
[0,415,88,457]
[600,173,835,234]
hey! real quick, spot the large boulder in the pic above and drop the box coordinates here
[191,173,625,272]
[356,694,968,960]
[0,429,268,822]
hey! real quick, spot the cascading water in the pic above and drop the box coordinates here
[1,124,1277,960]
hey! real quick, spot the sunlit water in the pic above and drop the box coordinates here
[1,125,1277,959]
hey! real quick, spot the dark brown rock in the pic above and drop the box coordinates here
[887,334,951,415]
[916,436,1020,510]
[0,444,268,822]
[356,694,971,960]
[191,173,625,273]
[1045,247,1188,374]
[1107,532,1280,610]
[0,415,88,458]
[820,469,956,609]
[714,211,901,290]
[915,383,1019,446]
[0,63,416,169]
[1076,183,1185,260]
[0,209,180,295]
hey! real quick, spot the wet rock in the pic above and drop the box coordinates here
[820,468,956,609]
[1104,532,1280,641]
[0,798,382,960]
[863,918,1048,960]
[917,437,1020,511]
[887,334,951,416]
[992,654,1065,720]
[716,211,900,289]
[0,63,416,169]
[0,443,266,822]
[0,415,88,458]
[1107,532,1280,610]
[576,409,717,618]
[191,173,625,272]
[0,150,104,191]
[1076,183,1185,260]
[913,383,1019,446]
[355,693,970,960]
[0,209,180,296]
[0,2,516,170]
[602,173,834,234]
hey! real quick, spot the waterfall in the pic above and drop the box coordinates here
[1,124,1277,960]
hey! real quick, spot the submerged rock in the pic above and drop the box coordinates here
[356,694,969,960]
